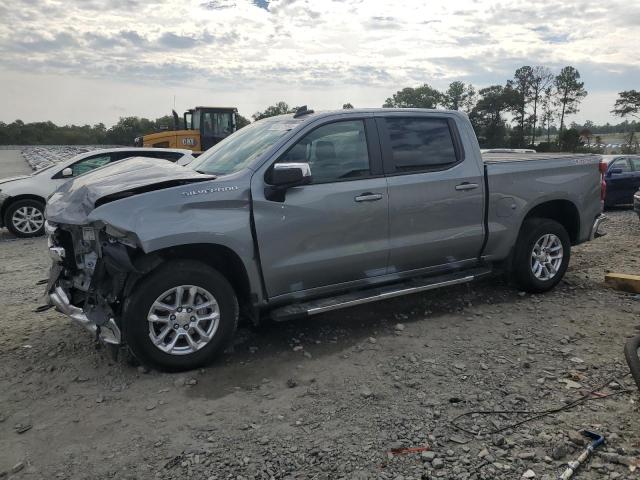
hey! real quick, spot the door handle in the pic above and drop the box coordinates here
[354,192,383,202]
[455,182,479,191]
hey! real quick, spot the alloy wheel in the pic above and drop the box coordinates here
[147,285,220,355]
[530,233,564,281]
[12,206,44,234]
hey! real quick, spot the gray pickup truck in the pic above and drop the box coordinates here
[44,108,607,371]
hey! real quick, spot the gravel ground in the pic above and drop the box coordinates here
[0,210,639,480]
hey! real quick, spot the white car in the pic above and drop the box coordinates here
[0,147,195,237]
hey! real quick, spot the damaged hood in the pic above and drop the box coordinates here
[46,156,214,224]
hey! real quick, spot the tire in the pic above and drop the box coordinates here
[4,199,46,237]
[512,218,571,293]
[122,260,238,372]
[624,335,640,393]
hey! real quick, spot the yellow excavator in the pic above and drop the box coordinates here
[135,106,238,153]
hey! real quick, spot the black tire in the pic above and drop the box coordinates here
[122,260,238,372]
[512,218,571,293]
[624,335,640,393]
[4,199,46,238]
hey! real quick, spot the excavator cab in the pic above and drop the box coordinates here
[189,107,237,150]
[137,106,238,152]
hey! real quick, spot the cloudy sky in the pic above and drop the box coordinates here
[0,0,638,126]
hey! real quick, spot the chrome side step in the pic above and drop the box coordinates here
[270,266,493,322]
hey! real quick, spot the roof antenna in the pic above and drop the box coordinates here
[293,105,314,118]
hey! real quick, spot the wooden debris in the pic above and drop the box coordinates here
[605,273,640,294]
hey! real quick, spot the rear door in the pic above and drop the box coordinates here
[376,113,485,274]
[252,117,389,298]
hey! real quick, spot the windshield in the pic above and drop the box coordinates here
[189,118,297,176]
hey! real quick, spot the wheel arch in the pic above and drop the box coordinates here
[1,194,46,222]
[125,243,256,321]
[520,199,581,244]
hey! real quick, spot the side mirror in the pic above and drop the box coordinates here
[271,163,312,187]
[265,163,312,202]
[609,167,623,175]
[61,167,73,177]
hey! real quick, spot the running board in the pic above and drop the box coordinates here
[270,266,493,321]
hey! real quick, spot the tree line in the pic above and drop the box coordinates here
[0,113,251,146]
[250,69,639,152]
[1,69,639,152]
[378,66,590,150]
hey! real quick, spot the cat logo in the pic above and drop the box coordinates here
[182,138,196,147]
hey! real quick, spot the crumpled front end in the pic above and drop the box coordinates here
[45,220,138,345]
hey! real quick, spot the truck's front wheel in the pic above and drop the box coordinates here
[123,260,238,371]
[512,218,571,293]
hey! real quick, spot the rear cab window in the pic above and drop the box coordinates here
[378,116,463,174]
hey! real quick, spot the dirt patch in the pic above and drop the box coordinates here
[0,211,639,479]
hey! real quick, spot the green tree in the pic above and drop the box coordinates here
[236,114,251,129]
[559,128,582,152]
[611,90,640,120]
[540,86,555,143]
[529,66,554,145]
[554,66,587,138]
[506,66,534,147]
[469,85,511,147]
[443,81,476,111]
[106,117,156,145]
[383,84,443,108]
[252,101,294,121]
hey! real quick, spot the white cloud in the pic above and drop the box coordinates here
[0,0,638,124]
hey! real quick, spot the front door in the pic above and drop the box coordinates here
[376,114,485,274]
[630,157,640,200]
[607,158,635,205]
[251,118,389,298]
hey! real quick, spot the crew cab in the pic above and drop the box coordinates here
[0,147,195,237]
[44,109,606,371]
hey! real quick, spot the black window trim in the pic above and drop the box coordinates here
[377,115,465,176]
[265,116,384,186]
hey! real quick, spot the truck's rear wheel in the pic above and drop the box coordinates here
[512,218,570,293]
[123,260,238,372]
[5,199,46,237]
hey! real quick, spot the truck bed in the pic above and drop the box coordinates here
[481,152,603,262]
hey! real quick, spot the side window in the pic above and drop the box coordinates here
[384,117,458,172]
[277,120,370,184]
[611,159,631,173]
[71,154,111,176]
[630,157,640,171]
